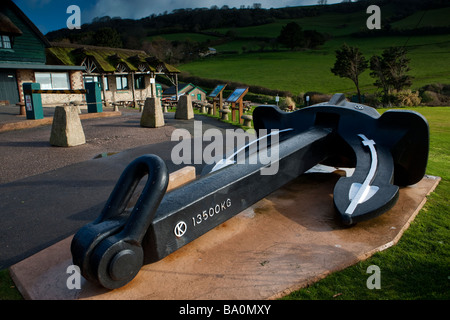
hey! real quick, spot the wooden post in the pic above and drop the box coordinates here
[212,98,217,116]
[131,72,137,108]
[231,102,236,122]
[101,74,108,107]
[150,73,156,98]
[239,99,244,124]
[175,74,179,102]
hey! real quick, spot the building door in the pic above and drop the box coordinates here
[197,94,201,101]
[0,70,20,105]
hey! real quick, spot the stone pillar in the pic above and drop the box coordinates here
[50,106,86,147]
[140,97,165,128]
[175,95,194,120]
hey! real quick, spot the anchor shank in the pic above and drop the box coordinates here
[142,127,335,263]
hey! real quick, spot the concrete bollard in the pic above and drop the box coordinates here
[140,97,165,128]
[175,95,194,120]
[50,106,86,147]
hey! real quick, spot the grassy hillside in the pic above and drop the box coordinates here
[179,34,450,95]
[178,4,450,96]
[208,10,371,38]
[147,33,219,43]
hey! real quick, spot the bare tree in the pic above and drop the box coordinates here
[331,44,368,103]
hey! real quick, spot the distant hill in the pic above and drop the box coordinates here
[45,0,450,62]
[44,0,450,101]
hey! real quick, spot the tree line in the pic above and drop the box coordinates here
[46,0,449,48]
[331,44,413,107]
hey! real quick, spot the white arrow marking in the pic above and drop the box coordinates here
[211,128,293,172]
[345,134,379,215]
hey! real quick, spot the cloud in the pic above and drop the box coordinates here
[84,0,328,22]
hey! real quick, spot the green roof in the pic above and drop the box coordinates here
[46,42,180,74]
[187,85,207,94]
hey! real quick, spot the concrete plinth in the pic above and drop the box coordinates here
[175,95,194,120]
[9,170,440,300]
[49,106,86,147]
[140,98,165,128]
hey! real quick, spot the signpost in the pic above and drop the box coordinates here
[208,84,227,116]
[225,87,249,124]
[22,83,43,120]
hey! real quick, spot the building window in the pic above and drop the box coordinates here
[84,75,109,91]
[103,77,109,91]
[135,75,145,89]
[35,72,70,89]
[116,75,128,90]
[0,35,12,49]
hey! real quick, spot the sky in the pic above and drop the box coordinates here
[12,0,342,35]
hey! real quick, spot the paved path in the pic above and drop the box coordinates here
[0,109,241,269]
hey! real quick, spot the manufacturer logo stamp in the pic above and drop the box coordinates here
[174,221,187,237]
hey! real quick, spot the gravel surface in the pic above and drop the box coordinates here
[0,110,239,184]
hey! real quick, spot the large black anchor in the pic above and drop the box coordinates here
[71,94,429,289]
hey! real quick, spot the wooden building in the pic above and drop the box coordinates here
[163,83,207,102]
[0,0,180,108]
[0,0,84,106]
[47,42,180,107]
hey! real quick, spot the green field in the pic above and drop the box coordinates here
[147,32,219,43]
[178,4,450,96]
[179,34,450,95]
[391,7,450,29]
[208,10,370,38]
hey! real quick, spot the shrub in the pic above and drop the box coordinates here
[292,93,305,106]
[245,93,274,105]
[418,83,450,106]
[364,93,383,108]
[391,89,421,107]
[304,92,333,105]
[279,96,296,111]
[420,90,438,104]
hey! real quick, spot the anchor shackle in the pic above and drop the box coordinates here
[71,154,169,289]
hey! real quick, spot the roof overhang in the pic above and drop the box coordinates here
[0,63,86,71]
